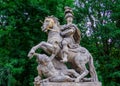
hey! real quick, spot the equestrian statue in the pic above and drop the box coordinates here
[28,7,98,84]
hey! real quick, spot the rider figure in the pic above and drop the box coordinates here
[60,7,81,62]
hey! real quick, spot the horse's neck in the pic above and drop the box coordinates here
[52,24,60,31]
[48,25,60,37]
[47,25,62,43]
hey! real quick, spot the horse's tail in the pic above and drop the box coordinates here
[88,54,98,81]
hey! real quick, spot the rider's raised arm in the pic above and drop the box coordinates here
[60,25,68,31]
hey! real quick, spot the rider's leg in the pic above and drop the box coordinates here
[61,40,68,62]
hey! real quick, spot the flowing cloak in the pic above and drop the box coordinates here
[69,24,81,44]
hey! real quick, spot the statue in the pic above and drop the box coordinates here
[60,6,81,62]
[32,53,79,86]
[28,6,101,86]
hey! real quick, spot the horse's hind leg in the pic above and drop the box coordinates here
[75,64,89,82]
[74,57,89,82]
[88,55,98,81]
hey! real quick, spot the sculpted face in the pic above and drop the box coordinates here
[38,54,51,66]
[66,17,73,24]
[42,18,55,32]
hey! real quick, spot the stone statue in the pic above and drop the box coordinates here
[28,6,101,86]
[60,6,81,62]
[32,53,80,86]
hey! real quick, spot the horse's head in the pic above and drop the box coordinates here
[41,16,59,32]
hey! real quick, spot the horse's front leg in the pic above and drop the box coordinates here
[49,42,60,60]
[28,41,53,58]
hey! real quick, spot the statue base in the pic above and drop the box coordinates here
[34,82,102,86]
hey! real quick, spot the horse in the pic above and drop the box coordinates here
[28,16,98,82]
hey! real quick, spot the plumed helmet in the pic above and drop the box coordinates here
[64,6,74,19]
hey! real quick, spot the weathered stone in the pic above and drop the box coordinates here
[38,82,102,86]
[28,6,101,85]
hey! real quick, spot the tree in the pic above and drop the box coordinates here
[0,0,74,86]
[74,0,120,86]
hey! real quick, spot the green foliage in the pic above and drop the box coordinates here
[0,0,120,86]
[74,0,120,86]
[0,0,74,86]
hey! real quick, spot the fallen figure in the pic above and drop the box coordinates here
[30,53,80,84]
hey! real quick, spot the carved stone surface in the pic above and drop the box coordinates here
[27,6,102,85]
[36,82,102,86]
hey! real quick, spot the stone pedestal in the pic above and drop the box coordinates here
[36,82,101,86]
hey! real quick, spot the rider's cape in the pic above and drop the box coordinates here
[61,24,81,45]
[71,24,81,44]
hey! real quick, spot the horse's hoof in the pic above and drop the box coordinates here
[60,59,64,62]
[60,60,68,63]
[60,58,68,63]
[75,79,79,83]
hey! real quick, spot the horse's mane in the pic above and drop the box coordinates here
[45,16,60,26]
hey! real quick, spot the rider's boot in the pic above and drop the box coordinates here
[61,40,68,62]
